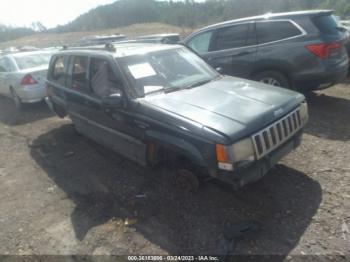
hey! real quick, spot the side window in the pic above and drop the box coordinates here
[213,23,249,51]
[187,31,214,54]
[89,58,122,98]
[71,56,89,93]
[257,21,302,44]
[51,56,66,85]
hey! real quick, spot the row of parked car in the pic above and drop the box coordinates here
[0,10,349,189]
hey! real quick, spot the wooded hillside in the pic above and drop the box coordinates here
[54,0,350,32]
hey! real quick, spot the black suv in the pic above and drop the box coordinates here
[184,10,349,90]
[46,43,308,189]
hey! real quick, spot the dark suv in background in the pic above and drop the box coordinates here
[184,10,349,91]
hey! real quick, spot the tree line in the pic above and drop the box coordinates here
[1,0,350,43]
[0,26,35,43]
[54,0,350,32]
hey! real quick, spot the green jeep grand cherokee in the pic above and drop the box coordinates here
[46,43,308,190]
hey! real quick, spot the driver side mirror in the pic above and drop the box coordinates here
[102,90,124,109]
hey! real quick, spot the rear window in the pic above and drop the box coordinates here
[257,21,302,44]
[14,53,51,70]
[312,14,341,35]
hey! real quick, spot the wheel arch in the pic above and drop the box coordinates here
[250,61,294,87]
[145,130,208,168]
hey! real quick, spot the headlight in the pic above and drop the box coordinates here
[216,138,255,171]
[232,138,255,163]
[299,102,309,125]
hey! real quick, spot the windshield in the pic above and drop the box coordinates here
[14,53,52,70]
[118,47,219,97]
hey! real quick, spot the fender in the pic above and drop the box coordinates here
[146,129,208,167]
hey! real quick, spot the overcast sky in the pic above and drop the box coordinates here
[0,0,193,29]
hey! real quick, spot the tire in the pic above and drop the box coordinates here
[253,71,291,89]
[10,87,23,110]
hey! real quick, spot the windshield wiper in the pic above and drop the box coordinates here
[186,75,222,89]
[164,86,182,94]
[144,88,166,96]
[186,79,213,89]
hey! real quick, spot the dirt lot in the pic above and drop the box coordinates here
[0,81,349,258]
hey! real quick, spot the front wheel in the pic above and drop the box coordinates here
[253,71,291,89]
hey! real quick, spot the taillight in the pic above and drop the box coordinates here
[305,42,341,59]
[20,74,38,85]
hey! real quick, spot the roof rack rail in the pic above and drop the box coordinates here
[60,43,117,52]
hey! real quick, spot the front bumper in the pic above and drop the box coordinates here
[216,131,303,189]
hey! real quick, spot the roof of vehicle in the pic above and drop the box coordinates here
[3,50,53,58]
[82,34,126,40]
[137,33,180,39]
[196,10,333,32]
[58,43,182,58]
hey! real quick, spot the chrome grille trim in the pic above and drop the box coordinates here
[252,108,302,160]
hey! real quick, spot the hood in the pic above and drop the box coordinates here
[141,76,305,142]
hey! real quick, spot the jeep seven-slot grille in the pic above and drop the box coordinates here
[252,108,302,159]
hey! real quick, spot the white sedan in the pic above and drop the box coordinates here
[0,51,53,109]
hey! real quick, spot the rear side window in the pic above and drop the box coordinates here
[71,56,89,93]
[257,21,302,44]
[187,31,214,54]
[51,56,66,86]
[213,23,249,51]
[312,15,341,35]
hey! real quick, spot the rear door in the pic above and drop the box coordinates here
[207,22,257,77]
[186,22,257,78]
[64,55,93,120]
[47,55,70,115]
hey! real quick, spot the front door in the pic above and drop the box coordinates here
[66,55,147,165]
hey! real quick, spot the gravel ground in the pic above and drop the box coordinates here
[0,81,349,259]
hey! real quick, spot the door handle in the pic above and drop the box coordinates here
[235,51,252,57]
